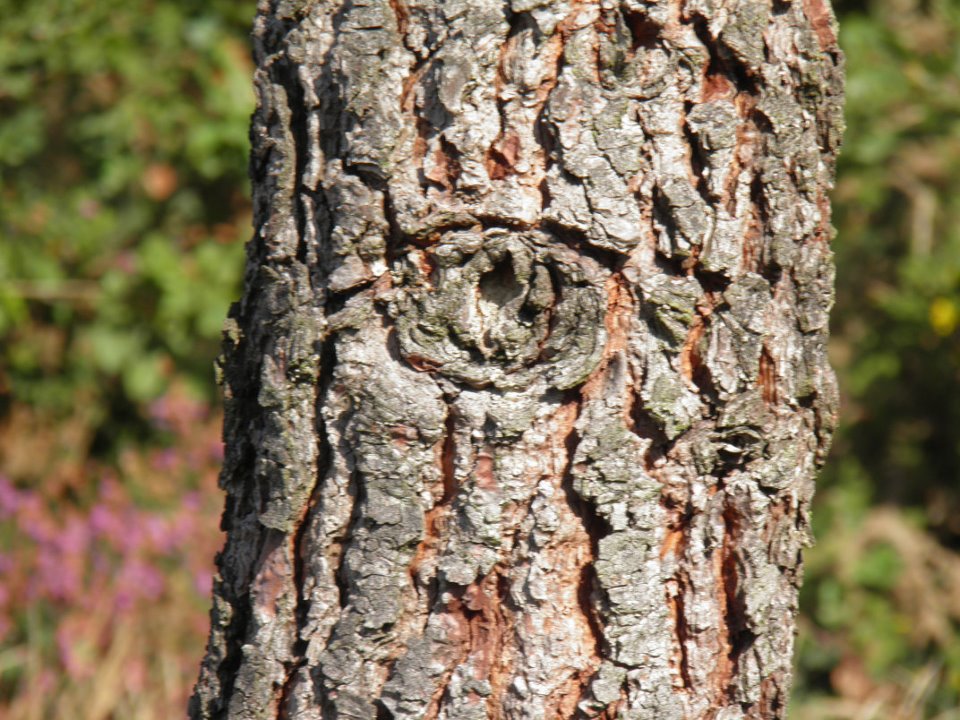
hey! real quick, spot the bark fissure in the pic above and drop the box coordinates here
[560,403,611,691]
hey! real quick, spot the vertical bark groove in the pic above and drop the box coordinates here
[192,0,843,717]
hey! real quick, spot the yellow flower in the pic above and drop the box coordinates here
[929,297,958,336]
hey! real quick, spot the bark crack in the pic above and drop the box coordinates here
[560,396,612,711]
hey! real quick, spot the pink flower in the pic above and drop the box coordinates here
[89,504,125,543]
[55,514,92,556]
[150,448,179,472]
[209,441,225,462]
[34,552,82,602]
[116,559,165,608]
[0,476,22,517]
[193,569,213,597]
[143,514,175,553]
[17,498,55,543]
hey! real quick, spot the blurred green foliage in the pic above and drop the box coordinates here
[831,0,960,517]
[0,0,252,446]
[2,0,960,717]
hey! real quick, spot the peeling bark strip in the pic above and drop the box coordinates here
[191,0,843,718]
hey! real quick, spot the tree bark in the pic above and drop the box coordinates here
[190,0,843,718]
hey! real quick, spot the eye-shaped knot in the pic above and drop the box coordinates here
[391,229,608,391]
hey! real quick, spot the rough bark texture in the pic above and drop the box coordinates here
[190,0,843,718]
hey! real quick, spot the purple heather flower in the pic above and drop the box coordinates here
[0,476,22,517]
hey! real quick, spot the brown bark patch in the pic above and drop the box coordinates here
[660,526,684,562]
[801,0,837,50]
[401,64,428,113]
[436,571,513,717]
[426,138,462,191]
[462,574,506,682]
[741,204,763,273]
[757,674,786,719]
[389,424,417,449]
[623,10,661,51]
[486,23,520,185]
[251,532,292,620]
[815,190,833,244]
[474,447,497,491]
[680,313,706,389]
[440,411,458,503]
[723,95,759,214]
[387,0,409,37]
[412,117,430,173]
[604,273,633,354]
[549,668,599,719]
[681,291,721,398]
[486,131,521,181]
[409,411,458,594]
[404,352,445,372]
[671,581,694,690]
[758,345,778,406]
[714,503,742,696]
[702,68,734,103]
[708,561,735,698]
[661,491,693,690]
[580,272,633,409]
[535,33,565,106]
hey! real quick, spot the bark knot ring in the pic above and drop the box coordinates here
[391,228,608,390]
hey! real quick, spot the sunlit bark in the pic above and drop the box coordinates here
[191,1,843,717]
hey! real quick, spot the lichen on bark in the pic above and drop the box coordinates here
[191,0,844,718]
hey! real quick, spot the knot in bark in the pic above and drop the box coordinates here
[392,228,607,390]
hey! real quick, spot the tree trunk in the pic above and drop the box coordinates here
[190,0,843,718]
